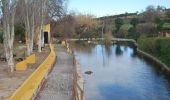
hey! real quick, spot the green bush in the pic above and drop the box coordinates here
[138,37,170,67]
[155,38,170,66]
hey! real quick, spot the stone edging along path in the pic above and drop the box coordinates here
[7,44,56,100]
[65,41,84,100]
[137,49,170,72]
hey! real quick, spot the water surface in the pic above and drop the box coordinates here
[73,44,170,100]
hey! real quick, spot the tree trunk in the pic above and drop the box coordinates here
[24,0,35,56]
[8,45,14,72]
[38,27,42,52]
[38,0,45,52]
[38,2,43,52]
[1,0,17,72]
[30,11,35,53]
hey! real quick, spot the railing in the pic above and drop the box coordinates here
[72,54,84,100]
[68,38,138,47]
[64,41,84,100]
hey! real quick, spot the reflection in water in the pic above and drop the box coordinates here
[124,45,128,51]
[115,44,123,56]
[73,43,170,100]
[104,44,112,58]
[70,42,95,54]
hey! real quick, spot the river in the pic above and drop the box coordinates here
[72,43,170,100]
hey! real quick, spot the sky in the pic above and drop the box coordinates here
[68,0,170,17]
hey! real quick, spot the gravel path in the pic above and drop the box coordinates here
[38,45,74,100]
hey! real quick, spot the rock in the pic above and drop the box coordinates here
[84,70,93,75]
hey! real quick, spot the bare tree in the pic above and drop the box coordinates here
[1,0,18,72]
[37,0,48,52]
[47,0,68,20]
[23,0,36,55]
[142,5,157,22]
[37,0,67,52]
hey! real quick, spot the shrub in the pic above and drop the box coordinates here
[155,38,170,66]
[138,37,170,67]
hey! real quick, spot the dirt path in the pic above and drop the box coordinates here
[38,45,74,100]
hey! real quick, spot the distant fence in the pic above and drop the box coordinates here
[8,44,56,100]
[68,38,138,47]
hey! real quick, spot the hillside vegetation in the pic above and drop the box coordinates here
[97,6,170,39]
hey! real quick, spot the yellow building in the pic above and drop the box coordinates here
[43,24,51,44]
[34,24,51,44]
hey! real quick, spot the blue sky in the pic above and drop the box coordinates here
[68,0,170,17]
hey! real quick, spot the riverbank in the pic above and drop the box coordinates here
[114,38,170,73]
[137,49,170,72]
[137,37,170,70]
[113,37,170,73]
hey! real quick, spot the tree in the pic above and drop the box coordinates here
[130,18,138,28]
[53,14,76,38]
[156,5,166,18]
[47,0,68,20]
[166,9,170,18]
[129,18,139,39]
[23,0,36,55]
[36,0,48,52]
[155,17,164,31]
[136,23,157,36]
[1,0,18,72]
[48,0,68,38]
[115,18,123,32]
[54,14,98,38]
[143,5,157,22]
[37,0,67,52]
[142,5,165,22]
[74,14,98,38]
